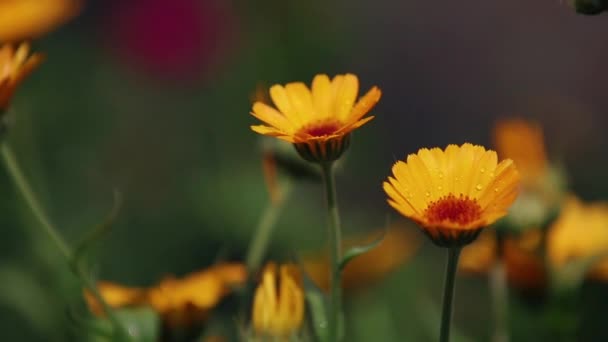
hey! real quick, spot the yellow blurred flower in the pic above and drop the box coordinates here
[0,0,81,42]
[84,282,147,316]
[383,143,520,247]
[252,263,304,337]
[250,73,381,163]
[494,118,547,186]
[303,224,420,292]
[0,42,44,110]
[85,263,247,327]
[547,197,608,280]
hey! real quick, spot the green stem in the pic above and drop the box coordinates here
[246,180,292,273]
[321,162,342,342]
[0,143,128,339]
[440,247,461,342]
[1,144,71,259]
[490,260,509,342]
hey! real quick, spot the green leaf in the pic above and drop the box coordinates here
[80,307,160,342]
[338,229,386,272]
[304,288,329,342]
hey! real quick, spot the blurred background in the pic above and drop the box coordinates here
[2,0,608,341]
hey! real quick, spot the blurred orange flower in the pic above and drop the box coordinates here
[303,224,420,292]
[0,42,44,110]
[0,0,81,42]
[459,230,547,291]
[383,143,520,247]
[252,263,304,337]
[85,263,247,327]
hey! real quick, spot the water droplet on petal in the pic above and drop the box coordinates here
[425,191,430,197]
[494,188,499,193]
[438,172,444,179]
[437,185,443,191]
[476,184,483,191]
[480,168,486,173]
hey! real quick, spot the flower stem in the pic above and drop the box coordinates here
[440,247,461,342]
[320,162,342,342]
[0,142,128,339]
[490,260,509,342]
[246,180,292,273]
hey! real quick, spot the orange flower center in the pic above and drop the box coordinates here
[424,194,482,226]
[299,120,341,137]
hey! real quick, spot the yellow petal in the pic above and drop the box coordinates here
[270,84,302,125]
[311,74,332,118]
[285,82,316,120]
[344,86,382,125]
[251,102,291,132]
[333,73,359,121]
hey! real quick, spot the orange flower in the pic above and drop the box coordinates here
[303,224,420,292]
[85,263,247,327]
[250,73,381,163]
[0,0,81,42]
[494,119,547,186]
[0,42,44,110]
[84,282,147,316]
[383,143,520,247]
[459,230,547,291]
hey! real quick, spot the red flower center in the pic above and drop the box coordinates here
[424,194,482,226]
[299,120,341,137]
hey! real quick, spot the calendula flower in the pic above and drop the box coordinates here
[303,224,420,292]
[548,197,608,281]
[383,143,520,247]
[85,263,247,327]
[84,282,147,316]
[0,0,81,42]
[459,230,546,292]
[0,42,44,111]
[147,263,247,327]
[494,119,547,186]
[250,73,382,163]
[252,263,304,337]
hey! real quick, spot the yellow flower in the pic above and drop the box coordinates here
[383,143,520,247]
[85,263,247,327]
[252,263,304,337]
[303,224,420,292]
[84,282,147,316]
[0,0,81,42]
[493,119,547,186]
[547,197,608,280]
[0,42,44,110]
[250,73,382,163]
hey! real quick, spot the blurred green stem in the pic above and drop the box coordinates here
[321,162,342,342]
[440,247,461,342]
[490,260,509,342]
[246,180,292,273]
[0,142,128,340]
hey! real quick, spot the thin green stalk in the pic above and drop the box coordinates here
[320,162,342,342]
[490,260,509,342]
[0,143,128,339]
[440,247,461,342]
[246,180,292,273]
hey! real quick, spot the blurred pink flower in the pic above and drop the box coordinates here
[104,0,235,80]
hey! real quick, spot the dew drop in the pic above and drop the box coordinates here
[494,188,499,193]
[425,191,430,197]
[480,167,486,173]
[437,185,443,191]
[476,184,483,191]
[438,172,444,179]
